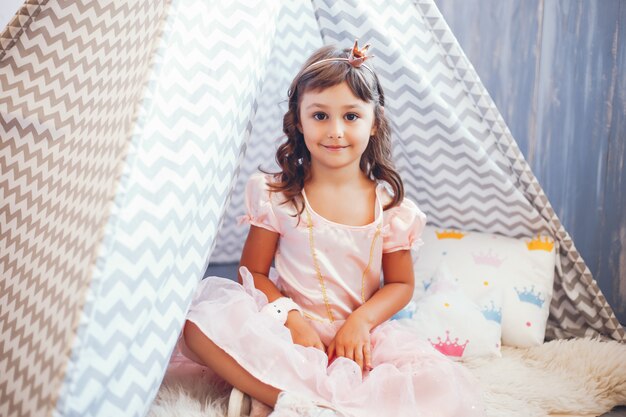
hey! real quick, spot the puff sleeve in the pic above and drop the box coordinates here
[238,173,282,235]
[382,198,427,253]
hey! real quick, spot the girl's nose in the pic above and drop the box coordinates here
[327,119,344,139]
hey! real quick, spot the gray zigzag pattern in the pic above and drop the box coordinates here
[211,1,323,263]
[55,1,282,417]
[1,1,169,416]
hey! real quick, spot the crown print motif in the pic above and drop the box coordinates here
[428,330,469,357]
[514,285,545,308]
[435,229,466,240]
[526,235,554,252]
[472,248,505,267]
[481,300,502,323]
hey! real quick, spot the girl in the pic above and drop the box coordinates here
[179,41,485,417]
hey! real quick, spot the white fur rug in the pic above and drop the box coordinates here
[148,337,626,417]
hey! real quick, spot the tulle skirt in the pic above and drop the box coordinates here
[174,269,485,417]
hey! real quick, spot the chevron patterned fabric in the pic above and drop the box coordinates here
[211,0,323,262]
[0,0,171,416]
[0,1,623,417]
[53,1,282,416]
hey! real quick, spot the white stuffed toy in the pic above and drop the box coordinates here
[260,297,302,324]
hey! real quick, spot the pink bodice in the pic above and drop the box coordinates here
[240,173,427,325]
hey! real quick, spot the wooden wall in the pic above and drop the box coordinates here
[433,0,626,325]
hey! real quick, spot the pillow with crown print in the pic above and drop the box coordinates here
[402,263,504,359]
[412,225,556,348]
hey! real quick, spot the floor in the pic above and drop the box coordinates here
[204,263,625,417]
[204,262,239,281]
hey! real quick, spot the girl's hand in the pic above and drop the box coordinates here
[285,311,325,351]
[327,313,372,372]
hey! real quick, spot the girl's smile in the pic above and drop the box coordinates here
[321,144,348,151]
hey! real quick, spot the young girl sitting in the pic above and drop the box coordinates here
[179,41,485,417]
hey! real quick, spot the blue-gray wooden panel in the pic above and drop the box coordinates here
[434,0,626,325]
[600,1,626,328]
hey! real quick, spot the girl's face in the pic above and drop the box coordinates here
[297,81,377,174]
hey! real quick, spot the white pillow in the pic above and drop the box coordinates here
[413,226,556,347]
[403,264,503,360]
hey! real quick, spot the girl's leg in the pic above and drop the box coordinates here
[183,320,281,407]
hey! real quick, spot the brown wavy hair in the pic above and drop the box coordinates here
[265,44,404,218]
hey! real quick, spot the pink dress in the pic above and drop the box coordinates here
[177,173,485,417]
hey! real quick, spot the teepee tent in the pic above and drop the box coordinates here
[0,1,623,417]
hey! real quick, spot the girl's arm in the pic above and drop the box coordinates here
[327,249,414,370]
[239,225,325,351]
[238,225,283,301]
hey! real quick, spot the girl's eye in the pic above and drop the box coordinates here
[313,113,327,121]
[345,113,359,121]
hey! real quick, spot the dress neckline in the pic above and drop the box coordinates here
[301,183,383,229]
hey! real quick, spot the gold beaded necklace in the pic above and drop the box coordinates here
[303,197,382,323]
